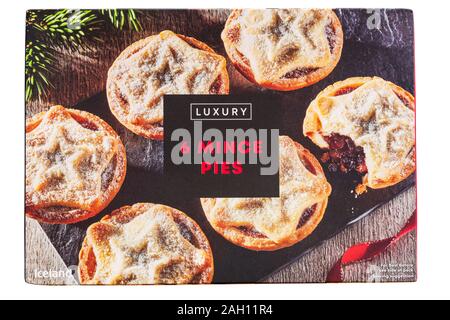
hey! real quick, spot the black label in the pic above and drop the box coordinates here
[164,95,280,198]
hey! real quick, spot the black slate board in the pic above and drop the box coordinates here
[39,9,415,283]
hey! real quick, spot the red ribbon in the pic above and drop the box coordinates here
[326,210,417,283]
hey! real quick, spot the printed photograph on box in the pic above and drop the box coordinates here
[25,9,416,285]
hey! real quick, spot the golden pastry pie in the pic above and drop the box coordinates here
[201,136,332,251]
[78,203,214,285]
[221,9,343,91]
[26,105,127,224]
[107,30,230,140]
[303,77,416,193]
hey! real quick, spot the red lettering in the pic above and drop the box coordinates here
[254,141,262,154]
[224,141,236,154]
[238,141,250,154]
[232,162,243,174]
[198,141,215,154]
[180,142,191,154]
[201,162,212,174]
[214,162,219,174]
[221,163,231,174]
[201,162,244,175]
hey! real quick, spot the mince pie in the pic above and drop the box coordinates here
[303,77,415,193]
[107,30,230,140]
[26,105,127,224]
[78,203,214,285]
[201,136,332,251]
[221,9,343,91]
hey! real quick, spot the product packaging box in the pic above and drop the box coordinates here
[25,9,416,285]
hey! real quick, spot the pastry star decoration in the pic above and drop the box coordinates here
[27,106,117,208]
[149,33,222,96]
[212,138,328,243]
[238,10,331,81]
[100,210,207,284]
[317,79,415,183]
[264,10,329,61]
[120,31,223,121]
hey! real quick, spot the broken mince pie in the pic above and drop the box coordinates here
[107,30,230,140]
[221,9,343,91]
[303,77,416,193]
[78,203,214,285]
[201,136,332,251]
[26,105,127,224]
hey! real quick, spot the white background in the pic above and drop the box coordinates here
[2,0,449,300]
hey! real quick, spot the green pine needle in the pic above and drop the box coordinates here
[34,9,100,51]
[100,9,142,31]
[25,9,143,101]
[25,40,56,101]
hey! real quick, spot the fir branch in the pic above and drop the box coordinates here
[33,10,100,51]
[25,9,143,101]
[25,40,56,101]
[100,9,142,31]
